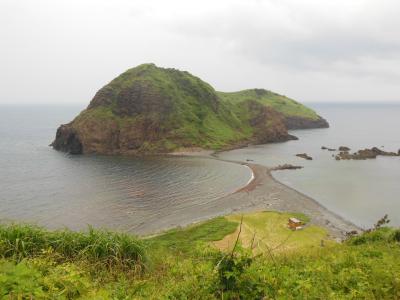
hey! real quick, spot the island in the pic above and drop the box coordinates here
[51,63,328,155]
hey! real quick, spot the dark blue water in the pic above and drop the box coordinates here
[0,105,251,232]
[218,103,400,228]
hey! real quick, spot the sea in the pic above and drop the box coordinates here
[0,103,399,231]
[218,103,400,228]
[0,105,251,231]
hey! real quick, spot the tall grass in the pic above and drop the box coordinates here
[146,217,238,255]
[0,223,147,269]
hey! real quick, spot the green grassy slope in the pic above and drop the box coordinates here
[218,89,320,120]
[73,64,252,152]
[104,64,249,148]
[1,216,399,299]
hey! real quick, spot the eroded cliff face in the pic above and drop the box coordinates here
[284,115,329,130]
[88,81,174,118]
[241,100,297,144]
[52,125,83,154]
[52,64,326,155]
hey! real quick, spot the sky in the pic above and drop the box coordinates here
[1,0,400,105]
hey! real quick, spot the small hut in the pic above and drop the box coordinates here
[288,217,303,230]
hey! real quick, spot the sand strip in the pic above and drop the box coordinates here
[134,151,360,240]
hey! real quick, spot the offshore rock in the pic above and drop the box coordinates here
[296,153,313,160]
[335,147,400,160]
[272,164,304,171]
[338,146,351,151]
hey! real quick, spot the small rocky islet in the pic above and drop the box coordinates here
[296,153,313,160]
[51,63,328,155]
[335,147,400,160]
[322,145,400,160]
[272,164,304,171]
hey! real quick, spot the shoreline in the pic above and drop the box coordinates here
[145,149,360,240]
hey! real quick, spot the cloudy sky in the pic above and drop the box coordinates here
[1,0,400,104]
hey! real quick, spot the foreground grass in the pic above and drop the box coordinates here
[0,214,399,299]
[146,216,238,255]
[0,224,146,270]
[215,212,332,254]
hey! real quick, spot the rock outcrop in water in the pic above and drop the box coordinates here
[272,164,304,170]
[52,64,328,155]
[322,146,336,151]
[296,153,313,160]
[335,147,400,160]
[338,146,351,152]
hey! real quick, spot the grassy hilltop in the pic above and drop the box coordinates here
[1,213,399,299]
[52,64,328,155]
[218,89,319,121]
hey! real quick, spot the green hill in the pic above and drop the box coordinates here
[52,64,328,155]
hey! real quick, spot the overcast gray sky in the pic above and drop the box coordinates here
[1,0,400,104]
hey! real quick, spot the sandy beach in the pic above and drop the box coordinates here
[136,150,360,239]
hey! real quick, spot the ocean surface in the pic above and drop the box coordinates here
[218,103,400,228]
[0,105,251,232]
[1,104,399,231]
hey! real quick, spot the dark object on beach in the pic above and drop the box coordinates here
[246,159,254,162]
[321,146,336,151]
[296,153,313,160]
[272,164,303,171]
[338,146,351,151]
[335,147,400,160]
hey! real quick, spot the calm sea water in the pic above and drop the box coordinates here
[218,103,400,228]
[0,105,251,232]
[1,104,399,231]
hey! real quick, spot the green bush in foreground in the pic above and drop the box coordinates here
[0,219,399,299]
[0,223,147,270]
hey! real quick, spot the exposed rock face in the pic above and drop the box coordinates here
[296,153,313,160]
[241,100,297,144]
[52,64,327,155]
[335,147,400,160]
[284,115,329,130]
[51,125,83,154]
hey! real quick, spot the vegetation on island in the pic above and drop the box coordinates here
[1,212,399,299]
[218,89,320,121]
[52,64,327,155]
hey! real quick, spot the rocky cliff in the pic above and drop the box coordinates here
[52,64,327,155]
